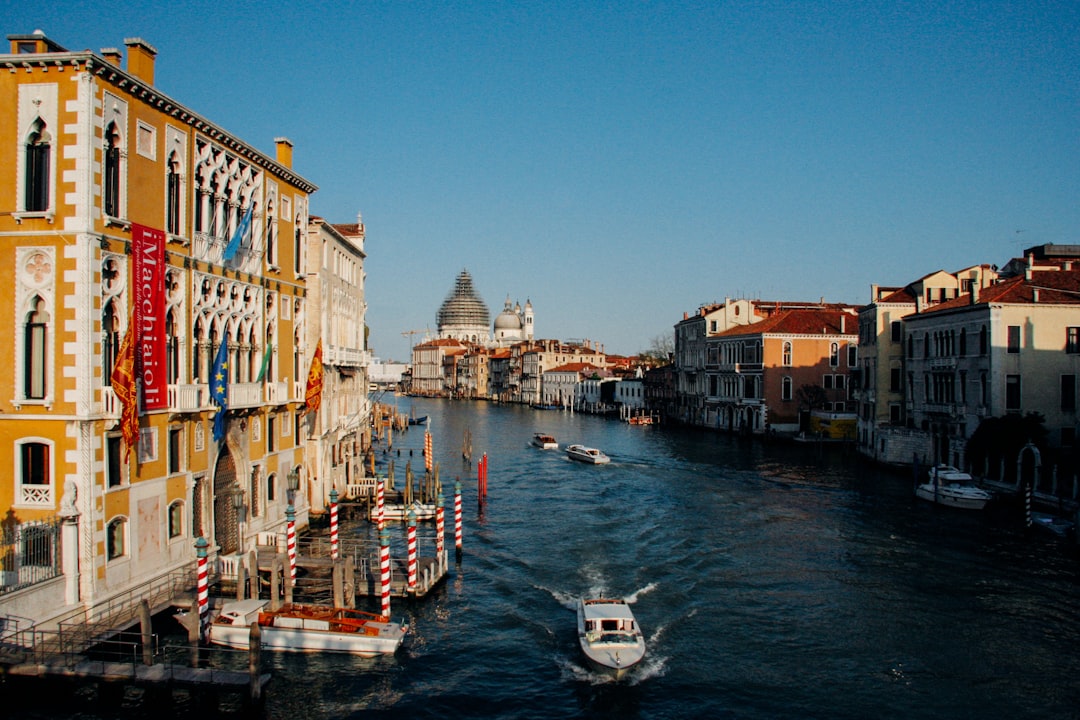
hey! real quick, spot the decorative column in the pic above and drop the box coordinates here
[329,487,339,560]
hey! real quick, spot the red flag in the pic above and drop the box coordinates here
[304,340,324,414]
[110,324,138,463]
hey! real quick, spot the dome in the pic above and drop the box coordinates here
[494,296,522,331]
[436,269,490,331]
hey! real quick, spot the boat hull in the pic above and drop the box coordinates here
[531,434,558,449]
[566,445,610,464]
[576,598,645,680]
[915,483,992,510]
[209,601,408,657]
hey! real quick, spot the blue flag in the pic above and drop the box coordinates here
[210,339,229,442]
[223,205,253,263]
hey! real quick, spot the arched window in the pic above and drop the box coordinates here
[107,517,127,560]
[847,343,857,367]
[104,122,122,217]
[24,298,49,399]
[25,119,51,211]
[166,309,180,383]
[979,325,988,355]
[168,501,185,539]
[829,342,839,367]
[782,341,792,366]
[782,376,793,400]
[166,152,182,235]
[294,222,303,274]
[959,328,967,356]
[265,200,277,266]
[102,300,120,388]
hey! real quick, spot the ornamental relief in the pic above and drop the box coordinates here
[16,246,56,314]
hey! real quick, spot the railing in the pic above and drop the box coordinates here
[264,381,289,405]
[929,357,957,370]
[229,382,263,409]
[0,516,62,594]
[169,383,207,412]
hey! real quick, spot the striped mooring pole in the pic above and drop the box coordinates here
[436,491,445,560]
[376,475,385,529]
[425,431,433,472]
[406,508,418,594]
[195,536,209,641]
[329,487,339,560]
[286,505,297,586]
[454,478,463,557]
[379,527,392,617]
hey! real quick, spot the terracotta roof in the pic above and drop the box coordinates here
[332,223,364,236]
[922,269,1080,313]
[714,307,857,337]
[547,362,602,374]
[877,286,917,304]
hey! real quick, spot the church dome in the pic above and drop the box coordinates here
[494,296,522,331]
[437,269,490,331]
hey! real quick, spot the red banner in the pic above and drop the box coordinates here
[132,224,167,410]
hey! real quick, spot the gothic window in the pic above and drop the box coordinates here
[781,376,792,400]
[24,298,48,400]
[25,119,51,211]
[166,153,182,235]
[166,309,180,383]
[102,300,121,388]
[266,200,277,266]
[104,122,122,217]
[829,342,839,367]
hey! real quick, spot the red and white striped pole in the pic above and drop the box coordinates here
[329,487,339,560]
[195,537,209,641]
[379,527,391,617]
[286,504,297,586]
[454,478,463,557]
[406,508,418,594]
[376,475,385,529]
[436,491,445,560]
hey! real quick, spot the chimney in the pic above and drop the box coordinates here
[970,285,979,304]
[123,38,157,84]
[841,315,845,333]
[1033,288,1040,303]
[101,47,122,66]
[683,312,688,320]
[275,137,294,168]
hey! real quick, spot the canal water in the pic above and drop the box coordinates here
[17,397,1080,719]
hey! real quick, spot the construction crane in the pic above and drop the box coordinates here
[401,328,431,353]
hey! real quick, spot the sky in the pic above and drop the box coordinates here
[5,1,1079,362]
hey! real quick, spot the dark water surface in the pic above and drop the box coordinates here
[18,397,1080,719]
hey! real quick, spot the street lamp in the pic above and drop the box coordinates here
[231,485,246,523]
[287,467,300,505]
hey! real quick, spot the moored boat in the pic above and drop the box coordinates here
[566,444,610,464]
[408,415,428,425]
[915,465,993,510]
[576,597,645,680]
[531,433,558,449]
[209,599,409,657]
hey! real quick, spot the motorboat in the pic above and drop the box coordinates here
[377,500,437,521]
[531,433,558,449]
[209,599,408,657]
[915,465,993,510]
[576,597,645,680]
[1031,512,1076,539]
[566,444,610,464]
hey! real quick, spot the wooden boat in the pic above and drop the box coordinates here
[915,465,993,510]
[566,444,610,464]
[408,415,428,425]
[209,599,408,657]
[531,433,558,449]
[576,597,645,680]
[627,414,654,425]
[378,500,437,521]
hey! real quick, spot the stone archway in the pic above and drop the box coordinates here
[213,448,240,554]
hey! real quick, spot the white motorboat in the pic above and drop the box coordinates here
[208,599,408,657]
[566,444,610,464]
[915,465,993,510]
[576,597,645,680]
[531,433,559,449]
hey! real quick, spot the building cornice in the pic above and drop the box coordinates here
[3,51,318,194]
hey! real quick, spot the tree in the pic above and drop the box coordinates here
[639,333,674,364]
[795,384,827,411]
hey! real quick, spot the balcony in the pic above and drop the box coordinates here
[929,357,957,370]
[169,384,207,412]
[264,381,289,405]
[229,382,263,409]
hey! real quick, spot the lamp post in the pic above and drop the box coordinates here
[231,485,246,554]
[287,467,300,506]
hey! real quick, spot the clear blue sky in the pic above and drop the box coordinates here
[7,1,1079,362]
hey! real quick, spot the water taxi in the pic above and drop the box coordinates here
[566,444,610,464]
[576,597,645,680]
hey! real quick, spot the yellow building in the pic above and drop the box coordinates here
[0,30,317,628]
